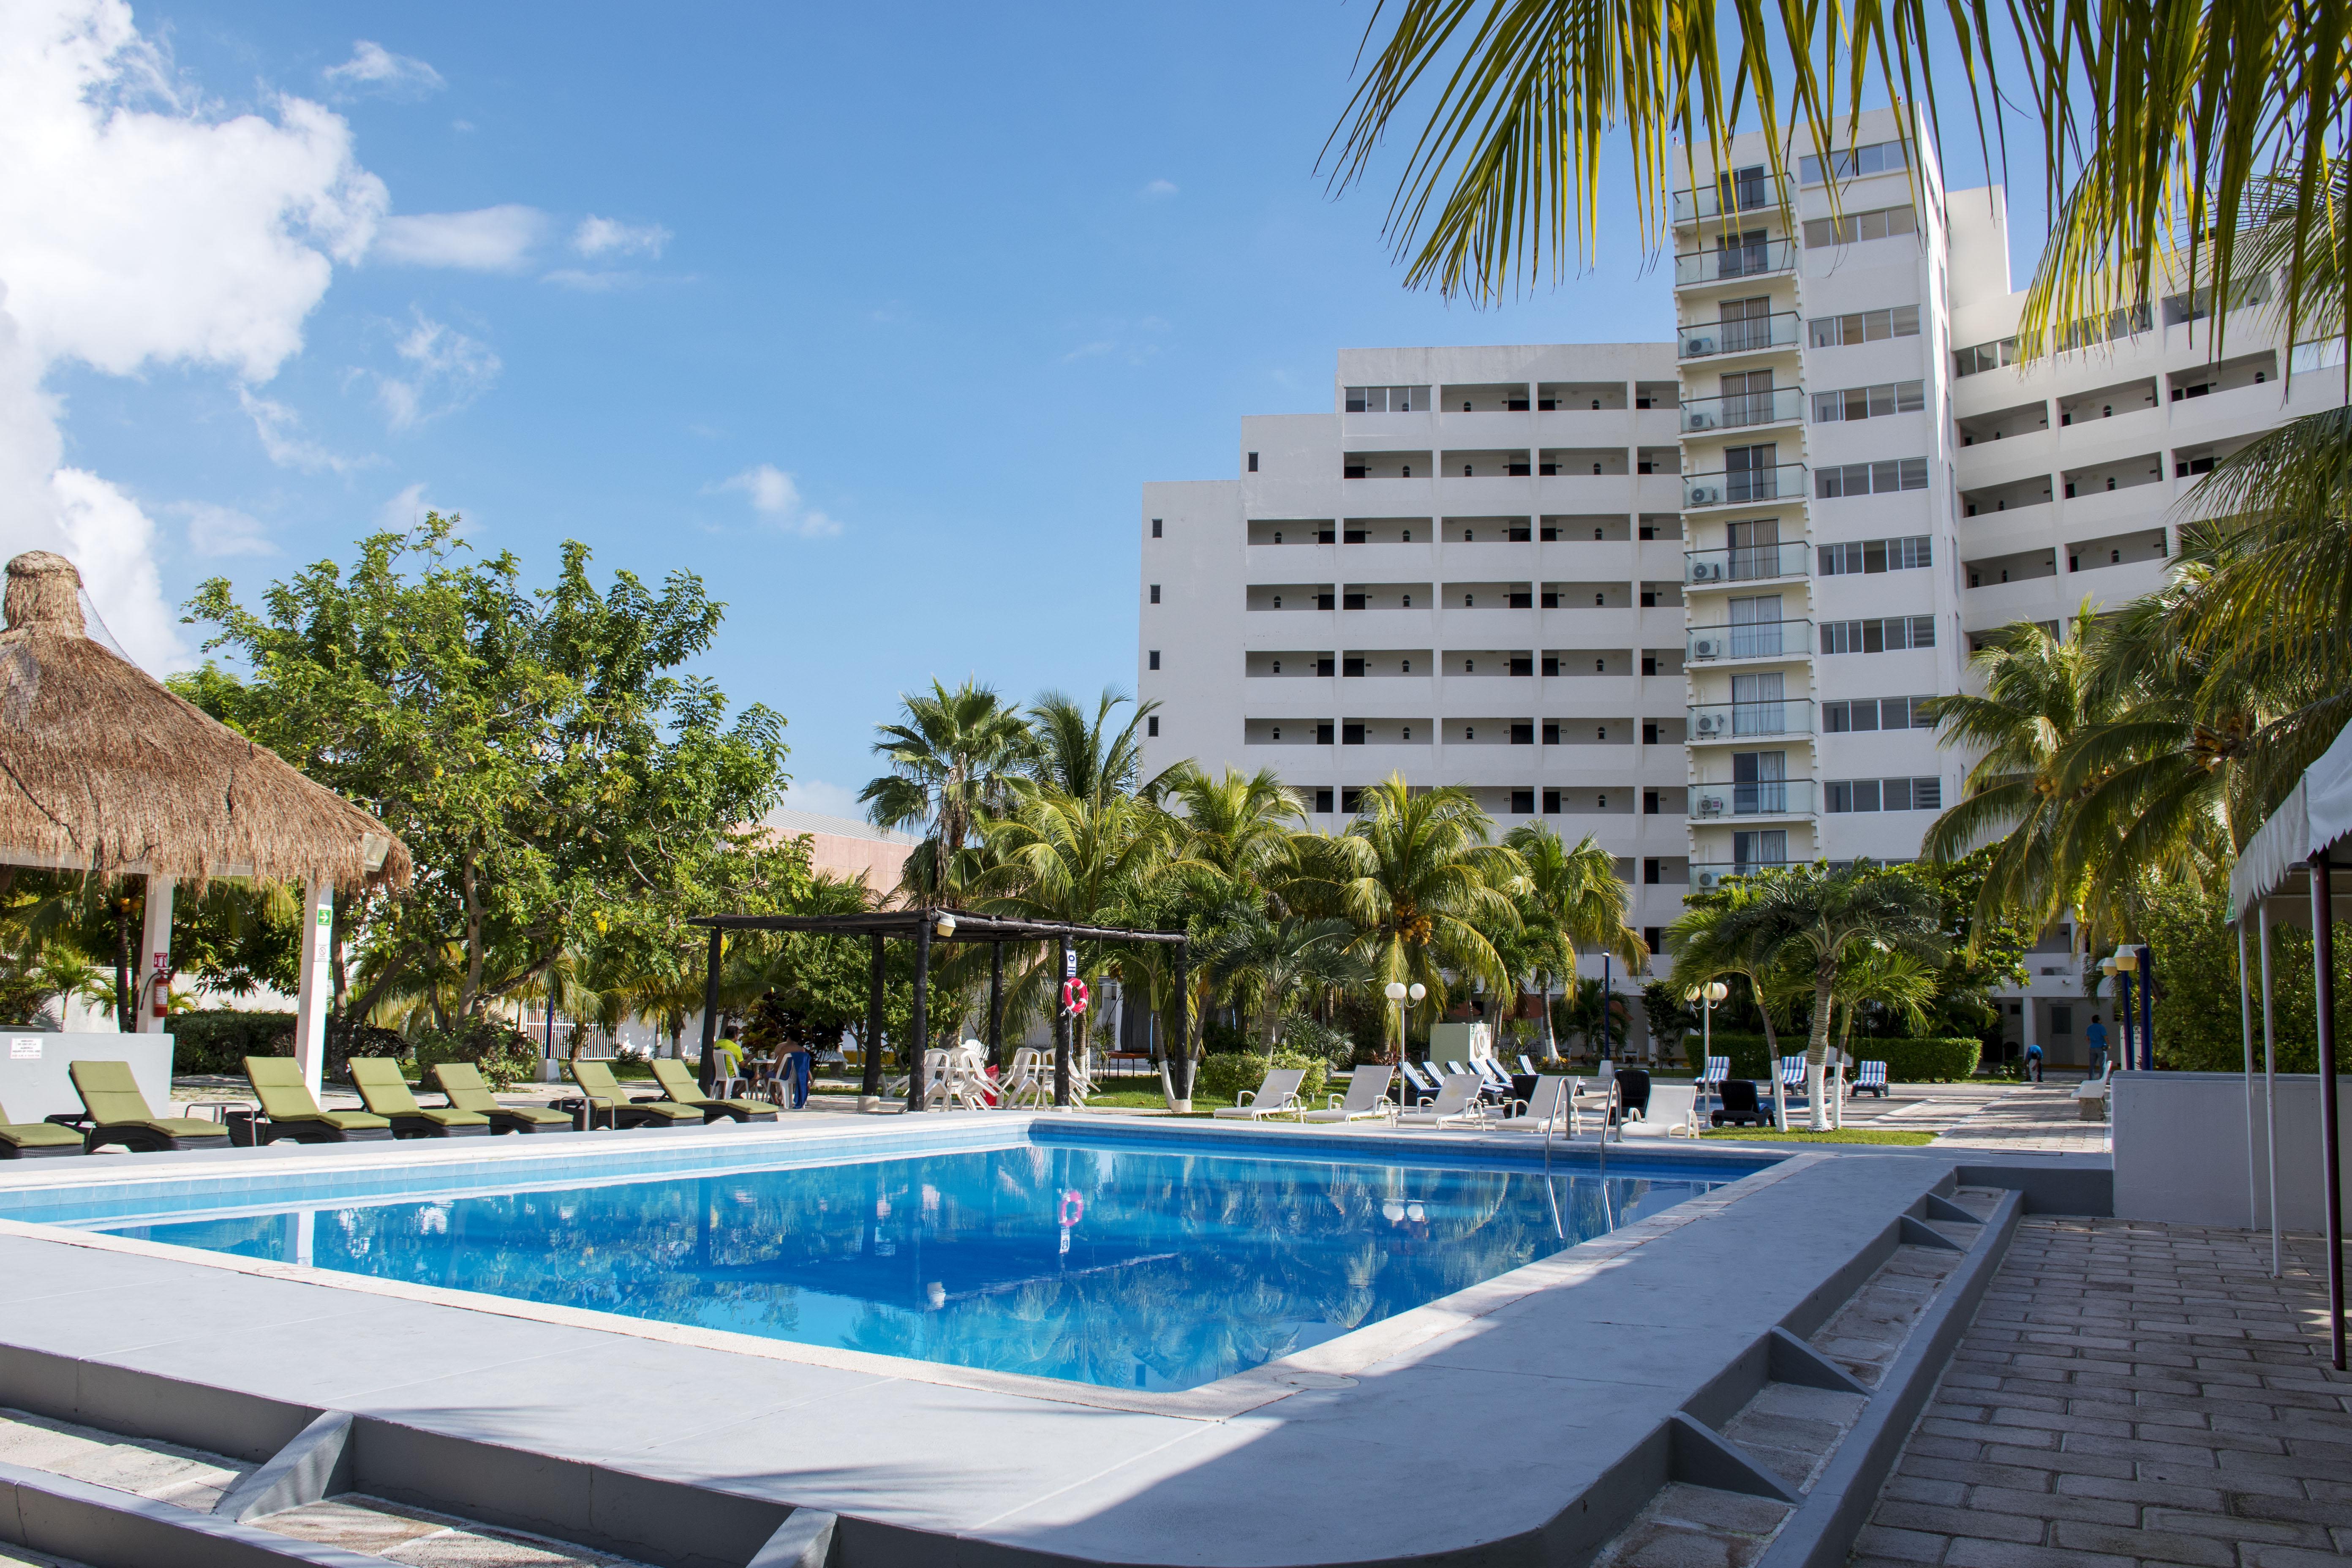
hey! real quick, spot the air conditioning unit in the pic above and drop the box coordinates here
[1693,712,1725,735]
[1691,637,1724,659]
[1686,411,1717,430]
[1690,561,1725,582]
[1684,335,1715,356]
[1688,484,1723,506]
[1695,796,1724,818]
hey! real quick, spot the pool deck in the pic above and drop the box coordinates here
[0,1115,2033,1568]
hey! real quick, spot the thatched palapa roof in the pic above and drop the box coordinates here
[0,551,411,891]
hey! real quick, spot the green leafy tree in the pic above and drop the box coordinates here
[1198,913,1371,1051]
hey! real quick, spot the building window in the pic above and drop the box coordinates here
[1815,458,1929,497]
[1824,776,1944,812]
[1340,787,1362,812]
[1146,716,1159,737]
[1147,651,1160,670]
[1811,381,1926,421]
[1247,452,1259,472]
[1643,858,1662,885]
[1151,519,1162,537]
[1149,584,1160,604]
[1798,139,1909,184]
[1543,789,1562,813]
[1800,204,1917,248]
[1821,616,1936,654]
[1644,926,1663,955]
[1344,384,1430,413]
[1511,789,1535,814]
[1821,695,1934,732]
[1818,536,1933,574]
[1314,788,1334,813]
[1807,305,1922,346]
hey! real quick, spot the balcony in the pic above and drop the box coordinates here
[1686,541,1808,586]
[1680,387,1805,435]
[1678,313,1802,360]
[1672,239,1798,289]
[1671,174,1788,225]
[1687,619,1810,664]
[1692,860,1790,891]
[1688,701,1811,741]
[1690,779,1817,820]
[1683,463,1806,511]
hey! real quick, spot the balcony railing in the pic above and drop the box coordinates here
[1689,701,1811,740]
[1687,618,1810,662]
[1680,386,1805,434]
[1672,239,1798,288]
[1678,313,1802,359]
[1686,541,1808,585]
[1693,860,1790,891]
[1683,463,1805,509]
[1671,175,1789,223]
[1691,780,1816,819]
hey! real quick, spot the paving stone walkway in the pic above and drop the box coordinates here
[1852,1216,2352,1568]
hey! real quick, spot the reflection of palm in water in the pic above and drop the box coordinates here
[114,1150,1705,1391]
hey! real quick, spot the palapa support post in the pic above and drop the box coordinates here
[907,920,931,1113]
[861,933,885,1112]
[2311,848,2345,1371]
[1054,937,1073,1107]
[2137,944,2156,1070]
[697,926,723,1092]
[988,942,1004,1071]
[1170,940,1192,1108]
[291,878,333,1100]
[137,873,173,1034]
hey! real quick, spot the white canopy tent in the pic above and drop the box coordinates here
[2228,718,2352,1372]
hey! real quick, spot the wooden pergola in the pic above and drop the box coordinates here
[686,909,1190,1111]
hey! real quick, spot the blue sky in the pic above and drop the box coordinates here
[11,1,2044,817]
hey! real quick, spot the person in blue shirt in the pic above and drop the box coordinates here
[2084,1015,2107,1077]
[2023,1038,2045,1082]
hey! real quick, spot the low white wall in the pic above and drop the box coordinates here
[0,1032,177,1122]
[2112,1070,2352,1230]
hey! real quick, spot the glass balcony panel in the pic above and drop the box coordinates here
[1687,701,1812,740]
[1690,780,1816,819]
[1686,619,1810,662]
[1685,542,1809,584]
[1678,386,1805,433]
[1678,313,1802,359]
[1670,175,1789,223]
[1672,239,1798,287]
[1682,463,1806,509]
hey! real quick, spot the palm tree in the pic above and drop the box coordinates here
[1698,865,1947,1128]
[1198,912,1371,1051]
[1503,822,1645,1056]
[1026,688,1162,807]
[860,678,1034,907]
[1323,3,2339,370]
[1287,775,1524,1057]
[1664,881,1788,1067]
[1157,764,1306,892]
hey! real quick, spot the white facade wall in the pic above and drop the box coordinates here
[1141,108,2339,1054]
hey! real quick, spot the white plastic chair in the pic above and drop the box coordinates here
[1300,1065,1396,1123]
[1213,1067,1309,1119]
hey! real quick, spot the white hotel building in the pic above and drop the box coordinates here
[1137,106,2341,1062]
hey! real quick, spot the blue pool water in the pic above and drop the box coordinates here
[90,1140,1738,1391]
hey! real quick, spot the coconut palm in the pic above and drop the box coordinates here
[1663,880,1788,1066]
[1323,2,2341,369]
[1026,688,1162,807]
[1286,775,1524,1056]
[1198,912,1372,1051]
[1502,822,1645,1056]
[1696,865,1946,1128]
[1157,764,1307,894]
[860,678,1034,907]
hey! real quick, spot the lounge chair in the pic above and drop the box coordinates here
[1614,1068,1652,1121]
[1213,1066,1308,1120]
[1471,1056,1516,1097]
[1300,1065,1396,1123]
[1852,1060,1889,1098]
[1516,1054,1538,1075]
[430,1062,574,1133]
[346,1058,492,1138]
[1709,1079,1770,1128]
[1398,1061,1441,1104]
[650,1058,778,1123]
[68,1060,234,1153]
[1502,1075,1571,1134]
[568,1059,703,1129]
[242,1058,394,1143]
[1395,1073,1489,1127]
[0,1097,84,1158]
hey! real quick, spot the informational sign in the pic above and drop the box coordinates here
[8,1037,40,1060]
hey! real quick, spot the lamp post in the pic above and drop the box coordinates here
[1384,980,1424,1063]
[1688,980,1728,1117]
[2112,945,2141,1071]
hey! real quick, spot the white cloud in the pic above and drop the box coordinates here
[175,500,273,556]
[375,481,433,529]
[1141,178,1179,198]
[773,778,866,819]
[540,268,641,293]
[0,0,390,671]
[323,41,444,100]
[238,386,368,473]
[373,205,545,271]
[374,309,499,430]
[572,215,670,259]
[712,464,841,538]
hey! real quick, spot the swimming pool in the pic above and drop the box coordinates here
[63,1134,1748,1391]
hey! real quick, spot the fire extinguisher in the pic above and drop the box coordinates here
[149,963,171,1020]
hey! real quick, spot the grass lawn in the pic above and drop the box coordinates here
[1079,1087,1237,1112]
[1700,1127,1937,1145]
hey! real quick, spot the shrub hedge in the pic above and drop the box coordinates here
[1677,1033,1984,1083]
[1191,1051,1328,1107]
[168,1010,295,1074]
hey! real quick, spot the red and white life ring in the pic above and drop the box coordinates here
[1058,1190,1085,1227]
[1062,977,1090,1015]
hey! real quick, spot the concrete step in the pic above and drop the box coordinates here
[254,1494,657,1566]
[0,1407,255,1511]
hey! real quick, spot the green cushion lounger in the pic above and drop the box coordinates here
[241,1058,394,1144]
[67,1060,233,1154]
[567,1059,703,1130]
[649,1058,779,1124]
[0,1096,85,1158]
[429,1062,574,1133]
[346,1058,493,1139]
